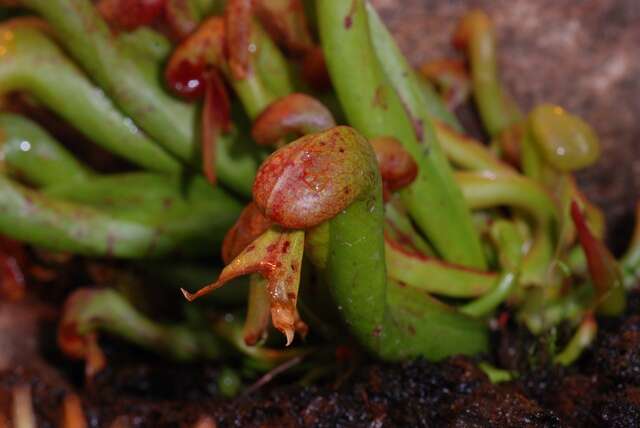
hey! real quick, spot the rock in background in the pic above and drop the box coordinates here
[374,0,640,251]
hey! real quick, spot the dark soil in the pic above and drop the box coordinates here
[0,291,639,427]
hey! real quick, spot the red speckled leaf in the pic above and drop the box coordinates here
[183,228,307,345]
[253,126,376,229]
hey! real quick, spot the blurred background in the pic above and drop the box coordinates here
[374,0,640,251]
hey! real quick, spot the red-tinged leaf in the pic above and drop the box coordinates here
[554,312,597,366]
[201,69,231,185]
[383,223,423,258]
[225,0,253,80]
[165,59,207,100]
[165,17,226,100]
[370,136,418,196]
[301,46,332,91]
[495,122,525,169]
[383,197,433,257]
[253,0,314,55]
[384,227,497,298]
[0,253,25,301]
[183,228,307,345]
[253,127,376,229]
[164,0,199,40]
[84,333,108,379]
[570,200,622,302]
[222,202,273,265]
[251,93,335,147]
[57,289,107,378]
[97,0,165,31]
[452,9,492,52]
[420,59,470,110]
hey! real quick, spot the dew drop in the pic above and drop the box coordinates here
[19,141,31,152]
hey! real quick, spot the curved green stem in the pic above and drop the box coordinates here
[0,113,92,187]
[519,285,591,334]
[252,20,295,102]
[456,171,559,285]
[225,21,287,119]
[328,185,488,359]
[454,10,521,136]
[460,271,518,317]
[48,173,243,253]
[460,220,523,317]
[434,121,514,173]
[385,239,497,298]
[243,275,271,345]
[416,74,463,131]
[0,23,181,173]
[0,174,241,258]
[284,127,488,360]
[384,280,489,360]
[520,125,543,179]
[18,0,260,195]
[554,313,597,366]
[45,172,222,211]
[117,26,172,63]
[212,315,309,370]
[207,126,489,361]
[61,287,222,362]
[20,0,197,160]
[384,197,435,256]
[491,218,525,271]
[318,0,485,269]
[231,73,274,120]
